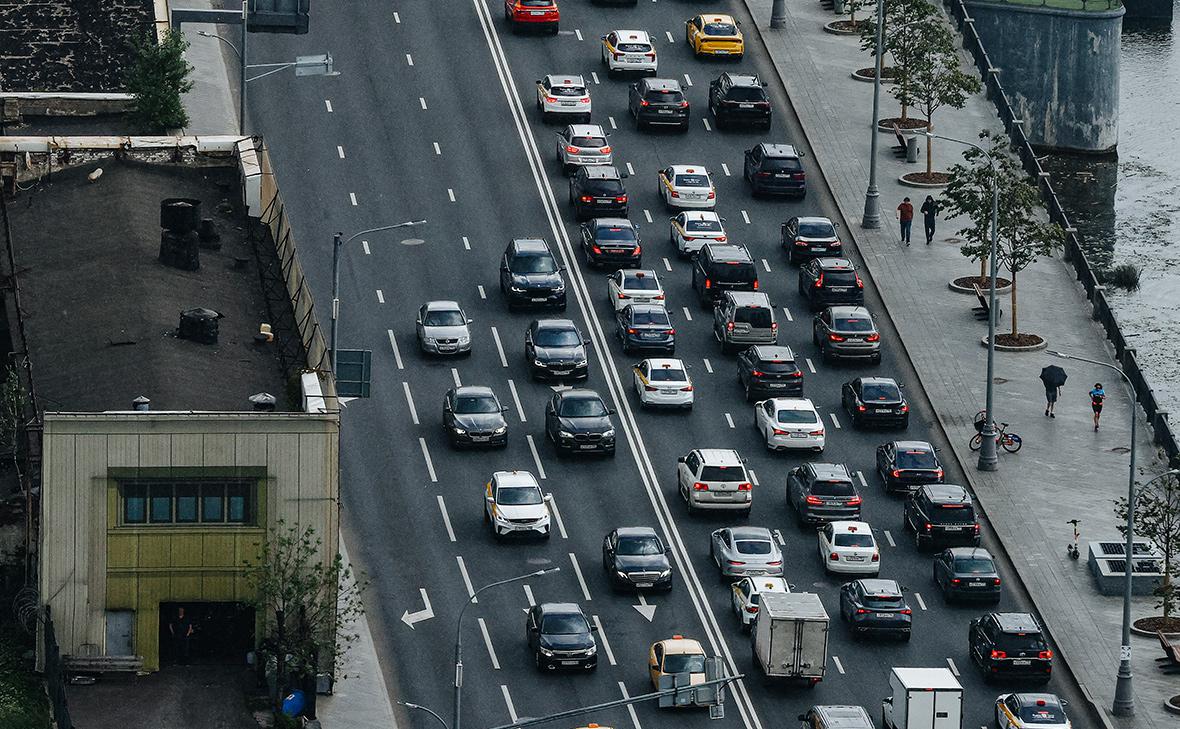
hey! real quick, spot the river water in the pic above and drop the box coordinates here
[1045,7,1180,417]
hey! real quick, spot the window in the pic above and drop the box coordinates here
[119,480,256,526]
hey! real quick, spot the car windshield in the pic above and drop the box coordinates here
[617,535,663,555]
[1019,704,1067,724]
[862,594,904,609]
[811,480,855,497]
[822,270,857,286]
[535,328,581,347]
[631,310,670,326]
[571,135,608,148]
[798,221,835,237]
[663,653,706,673]
[686,219,723,232]
[559,397,608,417]
[513,252,559,273]
[497,486,542,505]
[551,85,585,97]
[735,540,772,555]
[541,614,589,635]
[623,275,660,291]
[756,359,797,373]
[700,465,745,482]
[1000,634,1048,652]
[424,310,466,326]
[761,157,803,173]
[649,368,686,382]
[704,22,737,35]
[834,533,875,547]
[583,179,624,195]
[776,409,818,424]
[617,42,651,52]
[934,504,976,523]
[674,174,710,187]
[520,0,552,5]
[897,450,937,469]
[862,382,900,400]
[834,316,875,332]
[455,395,500,414]
[646,89,685,103]
[734,307,773,327]
[597,227,637,242]
[726,87,765,102]
[953,558,995,574]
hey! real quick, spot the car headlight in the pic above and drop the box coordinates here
[659,569,672,578]
[534,358,546,367]
[510,285,525,293]
[493,426,507,435]
[616,570,629,579]
[575,357,588,367]
[587,644,598,655]
[452,427,466,435]
[422,336,436,344]
[558,430,574,439]
[458,335,470,344]
[539,647,554,657]
[555,281,566,292]
[603,429,615,438]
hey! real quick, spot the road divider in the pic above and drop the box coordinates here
[478,617,501,669]
[437,495,456,542]
[457,555,477,601]
[592,614,616,665]
[402,382,419,425]
[526,434,547,479]
[569,552,590,599]
[419,437,438,482]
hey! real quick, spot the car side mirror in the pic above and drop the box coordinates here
[787,583,796,590]
[607,408,616,415]
[559,265,567,271]
[720,217,727,223]
[535,80,541,84]
[467,318,475,324]
[485,496,494,503]
[664,546,672,555]
[415,319,422,325]
[677,456,686,463]
[799,151,808,158]
[621,171,630,179]
[600,35,607,40]
[591,624,599,632]
[900,585,909,592]
[501,406,510,412]
[833,222,841,228]
[543,493,554,503]
[797,715,806,722]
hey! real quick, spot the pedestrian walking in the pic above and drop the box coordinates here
[897,197,913,245]
[1039,364,1067,418]
[169,606,194,664]
[1089,382,1106,431]
[920,195,939,245]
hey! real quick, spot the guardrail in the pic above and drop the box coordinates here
[943,0,1177,467]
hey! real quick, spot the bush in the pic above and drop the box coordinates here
[1102,262,1141,291]
[0,625,49,729]
[125,29,195,132]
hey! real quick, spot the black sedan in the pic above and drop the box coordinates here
[580,218,642,268]
[545,389,616,455]
[838,578,912,640]
[526,603,598,671]
[602,527,673,592]
[615,303,675,355]
[442,386,508,448]
[526,319,589,380]
[842,376,908,428]
[934,547,1002,603]
[875,440,943,494]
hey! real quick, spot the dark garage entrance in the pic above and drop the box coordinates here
[159,602,255,665]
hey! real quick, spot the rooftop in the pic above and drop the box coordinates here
[5,159,292,412]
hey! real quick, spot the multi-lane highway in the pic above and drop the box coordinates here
[247,2,1087,728]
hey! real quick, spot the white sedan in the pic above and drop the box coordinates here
[669,211,727,258]
[601,30,657,75]
[484,471,552,539]
[753,398,824,452]
[658,165,716,210]
[633,358,693,409]
[607,269,665,311]
[995,694,1072,729]
[818,521,880,575]
[731,576,791,630]
[536,74,591,123]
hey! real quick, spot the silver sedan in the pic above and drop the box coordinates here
[709,526,783,580]
[417,300,472,355]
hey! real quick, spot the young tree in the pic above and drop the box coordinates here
[845,0,873,27]
[889,20,951,123]
[124,29,195,132]
[941,131,1011,280]
[1115,473,1180,620]
[859,0,936,92]
[908,44,981,175]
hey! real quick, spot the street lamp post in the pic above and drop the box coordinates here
[399,701,450,729]
[330,221,425,371]
[454,568,560,729]
[862,0,887,228]
[924,131,1000,471]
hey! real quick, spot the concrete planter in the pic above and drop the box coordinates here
[851,67,896,84]
[981,334,1047,352]
[899,172,950,189]
[948,277,1012,296]
[822,20,863,35]
[1165,695,1180,716]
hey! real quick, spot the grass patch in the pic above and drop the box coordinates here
[0,623,49,729]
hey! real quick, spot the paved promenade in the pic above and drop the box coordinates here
[741,1,1174,726]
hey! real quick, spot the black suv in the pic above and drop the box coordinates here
[969,612,1052,683]
[526,319,589,380]
[580,218,642,268]
[737,345,803,401]
[875,440,943,493]
[786,463,862,526]
[934,547,1002,603]
[602,527,673,592]
[545,389,616,455]
[629,77,689,131]
[526,603,598,671]
[743,143,806,198]
[841,376,908,428]
[904,484,981,550]
[500,238,566,310]
[690,243,758,307]
[569,165,628,220]
[838,578,912,640]
[782,216,842,263]
[798,257,864,309]
[708,72,771,129]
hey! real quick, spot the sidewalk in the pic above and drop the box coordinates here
[741,1,1174,726]
[179,0,241,134]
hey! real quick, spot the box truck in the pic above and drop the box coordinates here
[751,592,828,684]
[880,667,963,729]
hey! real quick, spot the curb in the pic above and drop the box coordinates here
[877,121,929,135]
[850,68,895,84]
[1130,622,1180,638]
[1165,695,1180,716]
[822,21,861,35]
[982,335,1047,352]
[947,278,1012,295]
[898,174,949,189]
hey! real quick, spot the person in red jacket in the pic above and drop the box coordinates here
[897,197,913,246]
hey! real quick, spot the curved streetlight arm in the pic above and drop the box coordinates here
[337,220,427,249]
[399,701,450,729]
[196,30,241,60]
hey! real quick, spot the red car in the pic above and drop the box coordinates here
[504,0,559,34]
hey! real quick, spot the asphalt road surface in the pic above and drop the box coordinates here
[247,2,1089,728]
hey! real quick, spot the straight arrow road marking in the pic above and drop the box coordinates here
[592,615,616,665]
[633,593,657,621]
[362,240,370,254]
[400,588,434,628]
[325,99,333,112]
[478,617,501,669]
[462,235,471,250]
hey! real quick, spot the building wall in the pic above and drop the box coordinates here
[38,412,339,671]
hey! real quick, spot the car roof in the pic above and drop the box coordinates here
[621,269,660,283]
[643,358,685,370]
[723,73,761,87]
[768,397,817,411]
[947,547,994,561]
[894,440,934,451]
[758,143,800,158]
[616,526,659,538]
[703,243,752,262]
[809,462,852,479]
[993,612,1042,633]
[829,521,872,535]
[453,385,496,398]
[745,576,791,593]
[545,74,585,86]
[625,303,669,315]
[725,291,771,307]
[1013,693,1064,709]
[537,602,584,616]
[858,376,899,387]
[700,14,737,23]
[681,210,722,222]
[657,637,705,654]
[533,318,578,330]
[569,123,607,136]
[796,216,833,225]
[695,448,744,465]
[812,706,875,726]
[512,238,551,253]
[829,305,873,318]
[558,388,603,401]
[669,164,710,176]
[424,299,462,311]
[643,78,683,92]
[816,257,854,270]
[492,470,539,487]
[611,30,652,42]
[592,217,634,228]
[728,525,773,540]
[751,345,796,361]
[582,165,621,180]
[856,578,902,596]
[922,483,971,502]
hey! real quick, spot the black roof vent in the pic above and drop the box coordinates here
[131,395,150,411]
[249,392,277,412]
[178,308,223,345]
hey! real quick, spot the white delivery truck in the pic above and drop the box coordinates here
[751,592,829,685]
[881,667,963,729]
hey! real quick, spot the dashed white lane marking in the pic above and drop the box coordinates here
[433,141,441,155]
[575,28,583,41]
[832,655,846,674]
[619,682,643,729]
[436,495,456,542]
[362,240,371,254]
[751,470,761,487]
[665,30,674,43]
[609,116,617,130]
[508,379,527,421]
[702,118,711,131]
[856,471,868,489]
[682,307,692,321]
[662,257,672,272]
[946,657,960,677]
[741,209,751,224]
[526,434,547,479]
[447,188,456,202]
[402,382,419,424]
[722,163,731,176]
[387,329,404,369]
[830,412,842,429]
[500,685,518,723]
[683,73,693,87]
[550,496,568,538]
[569,552,590,599]
[703,358,713,373]
[915,592,928,610]
[523,584,536,606]
[451,368,462,388]
[477,618,501,669]
[491,326,508,368]
[725,413,735,429]
[393,11,400,23]
[783,306,793,322]
[405,53,414,66]
[349,192,358,206]
[419,437,437,482]
[805,357,816,373]
[478,285,487,299]
[325,99,333,112]
[591,71,600,84]
[761,258,772,272]
[457,555,476,601]
[337,145,345,159]
[884,529,896,547]
[376,289,385,303]
[462,235,471,250]
[592,615,616,665]
[419,97,428,110]
[626,161,635,176]
[643,209,653,223]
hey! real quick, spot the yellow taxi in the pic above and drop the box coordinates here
[648,635,707,690]
[685,14,744,60]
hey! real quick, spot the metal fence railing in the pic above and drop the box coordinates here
[943,0,1177,467]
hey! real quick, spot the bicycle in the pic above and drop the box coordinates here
[1066,519,1081,560]
[968,421,1022,453]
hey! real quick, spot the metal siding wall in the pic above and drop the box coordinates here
[170,432,205,466]
[75,434,107,652]
[41,432,78,651]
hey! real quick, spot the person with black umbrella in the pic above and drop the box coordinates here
[1040,364,1067,418]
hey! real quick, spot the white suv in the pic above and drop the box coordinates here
[484,471,552,539]
[675,448,752,515]
[536,74,591,123]
[601,30,657,76]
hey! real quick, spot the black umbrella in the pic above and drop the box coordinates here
[1040,365,1068,388]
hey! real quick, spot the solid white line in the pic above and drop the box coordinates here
[337,145,345,159]
[419,438,437,482]
[830,412,842,429]
[324,99,333,112]
[478,285,487,299]
[402,382,419,425]
[500,685,518,723]
[665,30,674,43]
[856,471,868,489]
[762,258,772,273]
[750,470,760,487]
[725,413,735,429]
[508,379,527,422]
[526,434,547,479]
[447,188,456,202]
[462,235,471,250]
[643,209,653,223]
[523,583,536,606]
[387,329,404,369]
[885,530,896,547]
[419,97,428,109]
[626,161,635,176]
[406,53,414,66]
[703,358,713,373]
[591,71,600,84]
[550,496,568,538]
[569,552,591,599]
[721,163,731,176]
[619,682,643,729]
[362,240,370,255]
[741,209,751,224]
[663,257,672,272]
[946,657,960,677]
[349,192,358,206]
[783,306,793,322]
[832,655,846,674]
[491,326,508,368]
[915,592,928,610]
[436,495,456,542]
[457,555,476,601]
[477,618,501,669]
[608,116,617,130]
[683,73,693,87]
[393,11,400,22]
[805,357,816,373]
[703,118,712,132]
[433,141,441,155]
[376,289,385,304]
[592,615,616,665]
[682,307,692,321]
[575,28,583,41]
[452,368,462,388]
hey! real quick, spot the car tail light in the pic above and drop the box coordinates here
[752,280,759,290]
[581,195,593,203]
[807,429,825,437]
[771,321,778,331]
[692,482,709,491]
[681,385,694,392]
[645,52,656,60]
[856,274,864,289]
[632,246,642,256]
[857,405,866,412]
[665,328,675,335]
[644,385,658,392]
[544,95,557,103]
[767,560,782,566]
[935,468,944,478]
[737,482,752,491]
[829,552,839,561]
[707,191,716,199]
[790,371,803,378]
[616,195,628,203]
[1038,650,1053,660]
[654,293,665,300]
[726,322,735,332]
[993,578,1002,585]
[871,552,880,562]
[891,469,901,477]
[751,370,763,377]
[855,608,869,614]
[832,240,843,247]
[617,292,627,299]
[828,333,845,342]
[974,523,982,535]
[805,495,823,505]
[580,97,590,103]
[704,278,711,289]
[679,100,689,108]
[627,328,637,335]
[600,146,612,154]
[772,428,787,436]
[847,495,862,506]
[924,522,933,532]
[951,578,961,585]
[727,560,745,566]
[900,608,912,615]
[640,99,650,107]
[565,145,578,154]
[671,191,680,198]
[794,239,807,247]
[991,650,1007,660]
[757,101,770,108]
[716,236,727,242]
[757,172,771,178]
[901,403,909,412]
[793,172,806,180]
[592,245,602,254]
[866,333,881,342]
[745,605,758,614]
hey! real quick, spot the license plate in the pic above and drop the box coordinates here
[768,383,785,388]
[846,337,863,343]
[1011,659,1031,666]
[847,555,865,561]
[877,612,895,618]
[790,433,807,438]
[739,103,754,108]
[579,444,597,450]
[775,173,790,178]
[596,198,613,203]
[830,287,850,293]
[875,408,892,413]
[531,297,547,302]
[552,370,570,376]
[746,570,765,576]
[624,56,644,62]
[657,109,673,115]
[943,526,964,531]
[439,345,456,351]
[560,660,579,665]
[811,246,826,252]
[660,388,678,395]
[560,102,576,107]
[968,581,985,587]
[714,50,730,55]
[471,435,490,442]
[532,10,547,15]
[635,582,653,588]
[641,332,661,339]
